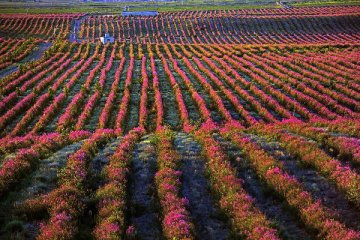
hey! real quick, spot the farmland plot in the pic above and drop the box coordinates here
[0,5,359,240]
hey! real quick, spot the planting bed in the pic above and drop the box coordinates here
[0,5,359,240]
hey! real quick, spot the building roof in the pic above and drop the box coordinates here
[121,11,158,17]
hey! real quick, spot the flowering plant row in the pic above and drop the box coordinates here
[279,50,360,97]
[94,127,143,239]
[278,119,360,165]
[20,54,69,93]
[0,133,72,196]
[171,57,213,124]
[0,14,78,39]
[151,56,164,130]
[239,54,337,120]
[194,122,279,239]
[311,118,360,138]
[250,124,360,207]
[211,55,293,121]
[0,54,70,123]
[0,92,36,133]
[224,55,316,120]
[115,57,135,134]
[245,53,356,118]
[56,46,108,133]
[98,58,126,129]
[0,134,40,154]
[262,52,359,112]
[0,53,60,98]
[154,128,194,239]
[194,56,259,125]
[220,127,359,240]
[23,129,115,240]
[160,54,193,132]
[76,11,359,44]
[138,56,149,129]
[10,93,52,136]
[0,39,38,70]
[75,45,116,130]
[31,47,99,134]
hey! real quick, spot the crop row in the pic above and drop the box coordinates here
[78,14,360,44]
[0,43,358,137]
[1,117,357,239]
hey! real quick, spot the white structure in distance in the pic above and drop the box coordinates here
[100,33,114,44]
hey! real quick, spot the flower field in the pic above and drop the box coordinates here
[0,5,359,240]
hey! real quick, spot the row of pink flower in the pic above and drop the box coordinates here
[260,52,359,113]
[22,54,69,93]
[77,12,360,45]
[71,19,358,44]
[0,53,60,109]
[287,51,360,94]
[221,126,359,239]
[250,124,360,208]
[211,54,293,121]
[0,133,39,154]
[298,49,360,79]
[71,42,85,61]
[154,128,194,239]
[150,56,164,130]
[194,55,259,125]
[224,55,317,121]
[182,56,234,122]
[75,45,116,130]
[0,40,25,63]
[7,57,86,136]
[115,57,135,134]
[138,56,149,128]
[267,51,360,104]
[246,53,357,118]
[56,45,108,132]
[179,43,294,122]
[160,53,193,132]
[237,54,338,120]
[30,49,99,134]
[0,131,89,196]
[98,58,126,129]
[277,119,360,166]
[171,56,213,124]
[9,93,51,136]
[22,129,115,240]
[94,127,144,239]
[0,92,36,133]
[2,15,75,38]
[0,40,39,70]
[189,45,298,121]
[50,58,85,92]
[0,53,74,134]
[194,121,279,239]
[0,38,17,55]
[310,117,360,138]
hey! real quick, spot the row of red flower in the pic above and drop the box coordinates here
[56,45,108,133]
[194,122,279,239]
[0,130,90,196]
[250,124,360,208]
[75,44,116,130]
[94,127,143,239]
[220,125,359,239]
[21,129,115,239]
[154,128,194,239]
